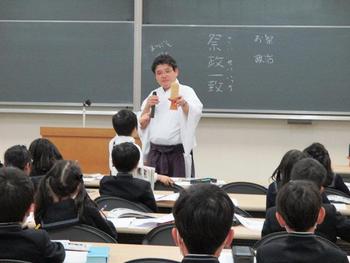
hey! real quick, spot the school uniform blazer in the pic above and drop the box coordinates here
[38,198,117,239]
[99,172,158,212]
[262,204,350,243]
[181,255,219,263]
[256,233,348,263]
[0,222,65,263]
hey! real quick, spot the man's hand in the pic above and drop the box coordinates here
[140,112,151,129]
[157,174,174,186]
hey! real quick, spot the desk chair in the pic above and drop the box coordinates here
[142,223,176,246]
[324,187,350,198]
[94,196,152,212]
[46,224,117,243]
[125,259,179,263]
[154,181,183,192]
[252,231,340,251]
[0,260,31,263]
[221,182,267,195]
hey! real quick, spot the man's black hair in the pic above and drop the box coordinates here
[290,158,327,189]
[151,54,178,73]
[277,180,321,232]
[112,142,140,173]
[4,145,32,170]
[112,109,137,136]
[173,184,234,255]
[0,167,34,222]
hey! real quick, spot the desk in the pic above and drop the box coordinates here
[334,165,350,175]
[73,243,235,262]
[87,188,350,217]
[41,127,141,174]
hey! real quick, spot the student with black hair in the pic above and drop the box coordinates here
[257,180,348,263]
[29,138,63,190]
[266,149,307,209]
[109,109,173,185]
[100,142,157,212]
[0,167,65,262]
[262,158,350,243]
[172,184,235,263]
[304,142,350,196]
[4,144,32,175]
[34,160,117,239]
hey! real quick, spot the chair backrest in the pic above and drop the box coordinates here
[125,258,179,263]
[154,181,184,193]
[94,195,152,212]
[324,187,350,198]
[142,223,176,246]
[253,231,339,251]
[221,182,267,195]
[46,224,117,243]
[0,260,31,263]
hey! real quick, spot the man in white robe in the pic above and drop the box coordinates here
[139,54,202,178]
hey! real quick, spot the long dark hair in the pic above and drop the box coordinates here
[34,160,96,224]
[29,138,63,176]
[304,142,334,186]
[271,149,308,188]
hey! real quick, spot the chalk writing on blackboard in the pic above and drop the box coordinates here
[207,33,234,93]
[253,34,275,64]
[150,40,173,53]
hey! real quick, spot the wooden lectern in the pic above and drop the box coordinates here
[40,127,141,174]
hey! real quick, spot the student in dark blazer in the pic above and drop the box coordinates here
[100,142,158,212]
[257,180,348,263]
[266,149,307,209]
[0,167,65,262]
[34,160,117,239]
[304,142,350,196]
[262,158,350,243]
[172,184,235,263]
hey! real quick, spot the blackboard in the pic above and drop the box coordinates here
[141,0,350,115]
[0,0,134,105]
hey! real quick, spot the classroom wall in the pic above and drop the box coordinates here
[1,112,349,186]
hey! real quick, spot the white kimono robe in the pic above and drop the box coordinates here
[138,81,203,178]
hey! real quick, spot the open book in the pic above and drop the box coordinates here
[109,208,156,219]
[133,165,156,190]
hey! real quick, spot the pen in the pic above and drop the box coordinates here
[35,223,41,230]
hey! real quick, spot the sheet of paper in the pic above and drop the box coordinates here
[131,213,174,227]
[235,214,264,231]
[219,249,233,263]
[64,251,88,263]
[108,217,135,228]
[333,203,347,211]
[155,193,179,201]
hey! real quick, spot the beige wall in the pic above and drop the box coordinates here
[1,112,349,186]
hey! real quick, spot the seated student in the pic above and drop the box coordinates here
[262,158,350,243]
[172,184,234,263]
[4,144,32,176]
[266,149,307,209]
[34,160,117,239]
[257,180,348,263]
[100,142,158,212]
[109,109,173,185]
[29,138,63,177]
[304,142,350,196]
[0,167,65,262]
[29,138,63,189]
